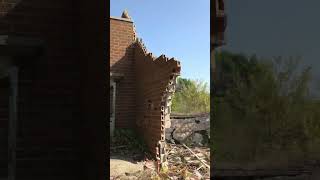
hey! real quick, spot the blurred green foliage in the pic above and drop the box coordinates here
[212,51,320,164]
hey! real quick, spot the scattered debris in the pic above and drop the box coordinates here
[166,143,210,179]
[110,142,210,179]
[144,160,156,171]
[182,143,210,169]
[110,126,210,179]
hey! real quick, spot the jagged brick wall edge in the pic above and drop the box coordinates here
[134,38,180,169]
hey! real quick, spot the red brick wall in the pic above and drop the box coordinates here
[134,40,180,156]
[110,18,136,128]
[0,1,80,179]
[109,16,181,158]
[0,0,105,179]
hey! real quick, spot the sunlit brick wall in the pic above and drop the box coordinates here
[110,17,136,128]
[134,42,180,155]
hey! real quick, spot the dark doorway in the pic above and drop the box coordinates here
[0,77,9,179]
[110,79,116,138]
[0,65,18,180]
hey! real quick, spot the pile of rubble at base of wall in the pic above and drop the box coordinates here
[165,113,210,146]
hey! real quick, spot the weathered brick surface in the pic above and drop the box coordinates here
[0,1,81,178]
[110,14,181,162]
[134,39,180,157]
[0,0,105,179]
[110,18,136,128]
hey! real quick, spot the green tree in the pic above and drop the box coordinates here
[172,77,210,114]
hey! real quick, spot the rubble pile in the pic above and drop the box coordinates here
[110,120,211,179]
[110,143,210,180]
[165,143,210,179]
[166,114,210,146]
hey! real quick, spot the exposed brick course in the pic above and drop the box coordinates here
[134,44,180,137]
[110,18,136,128]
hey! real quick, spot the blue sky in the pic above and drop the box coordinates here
[110,0,210,86]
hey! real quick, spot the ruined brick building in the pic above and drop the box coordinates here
[110,11,181,166]
[0,1,105,179]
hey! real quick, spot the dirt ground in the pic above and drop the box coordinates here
[110,129,210,179]
[110,157,144,179]
[110,144,210,180]
[109,143,157,179]
[109,155,158,180]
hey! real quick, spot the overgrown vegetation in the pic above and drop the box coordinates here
[213,51,320,164]
[112,129,149,155]
[172,78,210,114]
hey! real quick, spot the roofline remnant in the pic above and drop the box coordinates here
[110,16,133,23]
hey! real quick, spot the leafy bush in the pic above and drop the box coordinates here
[172,78,210,114]
[113,129,149,154]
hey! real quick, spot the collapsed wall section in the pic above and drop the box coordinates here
[134,38,180,167]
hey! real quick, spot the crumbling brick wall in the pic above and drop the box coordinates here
[110,17,136,128]
[110,12,181,166]
[134,38,180,164]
